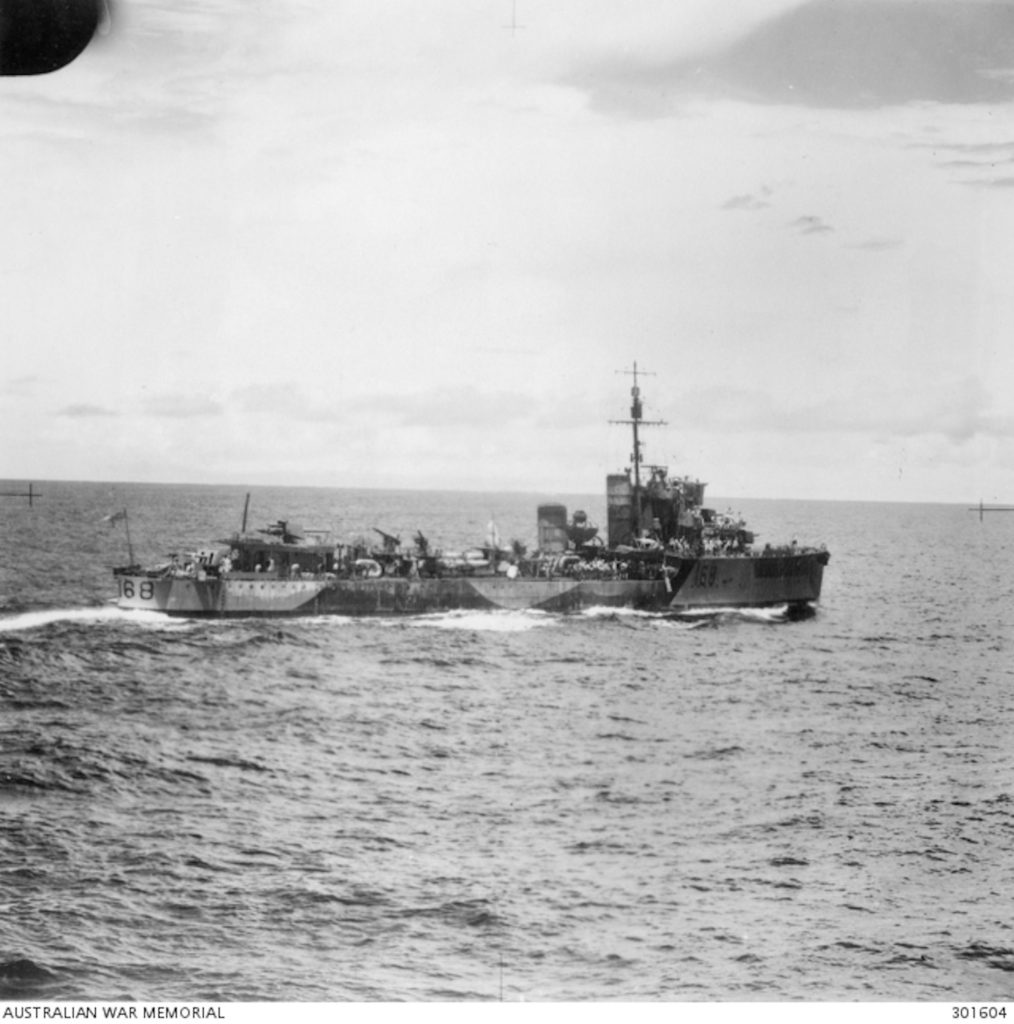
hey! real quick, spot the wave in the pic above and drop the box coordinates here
[578,604,787,629]
[0,958,61,998]
[406,609,555,632]
[579,604,662,619]
[666,603,811,624]
[0,606,193,634]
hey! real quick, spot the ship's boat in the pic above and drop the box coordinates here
[113,368,829,618]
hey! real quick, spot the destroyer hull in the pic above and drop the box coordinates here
[115,552,826,618]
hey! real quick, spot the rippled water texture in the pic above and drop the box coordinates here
[1,483,1012,1000]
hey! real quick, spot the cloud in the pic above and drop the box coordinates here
[722,191,771,211]
[916,139,1014,169]
[966,176,1014,188]
[574,0,1014,114]
[356,387,539,429]
[850,237,903,251]
[1,375,41,398]
[940,158,1002,168]
[232,383,342,422]
[141,393,223,418]
[58,403,118,417]
[231,382,541,430]
[670,376,1011,444]
[919,138,1014,185]
[926,141,1014,156]
[790,214,833,235]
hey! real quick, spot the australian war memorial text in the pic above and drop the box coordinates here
[1,1011,224,1021]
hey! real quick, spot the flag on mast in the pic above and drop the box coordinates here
[486,517,501,551]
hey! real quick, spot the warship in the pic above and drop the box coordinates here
[113,367,829,618]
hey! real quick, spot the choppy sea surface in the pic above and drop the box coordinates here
[1,480,1012,1003]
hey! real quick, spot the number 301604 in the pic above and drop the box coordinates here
[953,1009,1007,1019]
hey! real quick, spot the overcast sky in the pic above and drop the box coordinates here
[3,0,1014,502]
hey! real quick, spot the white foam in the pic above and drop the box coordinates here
[0,606,190,633]
[579,605,661,619]
[578,605,714,629]
[670,604,792,623]
[406,609,554,632]
[737,604,792,622]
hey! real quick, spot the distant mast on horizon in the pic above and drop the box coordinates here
[0,482,39,507]
[970,499,1014,521]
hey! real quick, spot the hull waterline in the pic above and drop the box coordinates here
[115,552,827,618]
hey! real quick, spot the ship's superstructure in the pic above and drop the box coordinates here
[113,368,828,617]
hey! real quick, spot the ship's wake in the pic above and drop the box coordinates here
[667,603,816,625]
[579,603,815,626]
[579,605,659,619]
[405,610,555,632]
[0,606,193,634]
[577,605,709,629]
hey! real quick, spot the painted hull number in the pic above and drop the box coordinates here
[120,580,155,601]
[693,562,718,588]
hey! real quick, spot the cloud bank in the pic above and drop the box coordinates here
[576,0,1014,113]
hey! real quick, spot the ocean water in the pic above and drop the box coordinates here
[0,481,1012,1002]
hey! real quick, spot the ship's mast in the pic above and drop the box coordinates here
[611,362,666,539]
